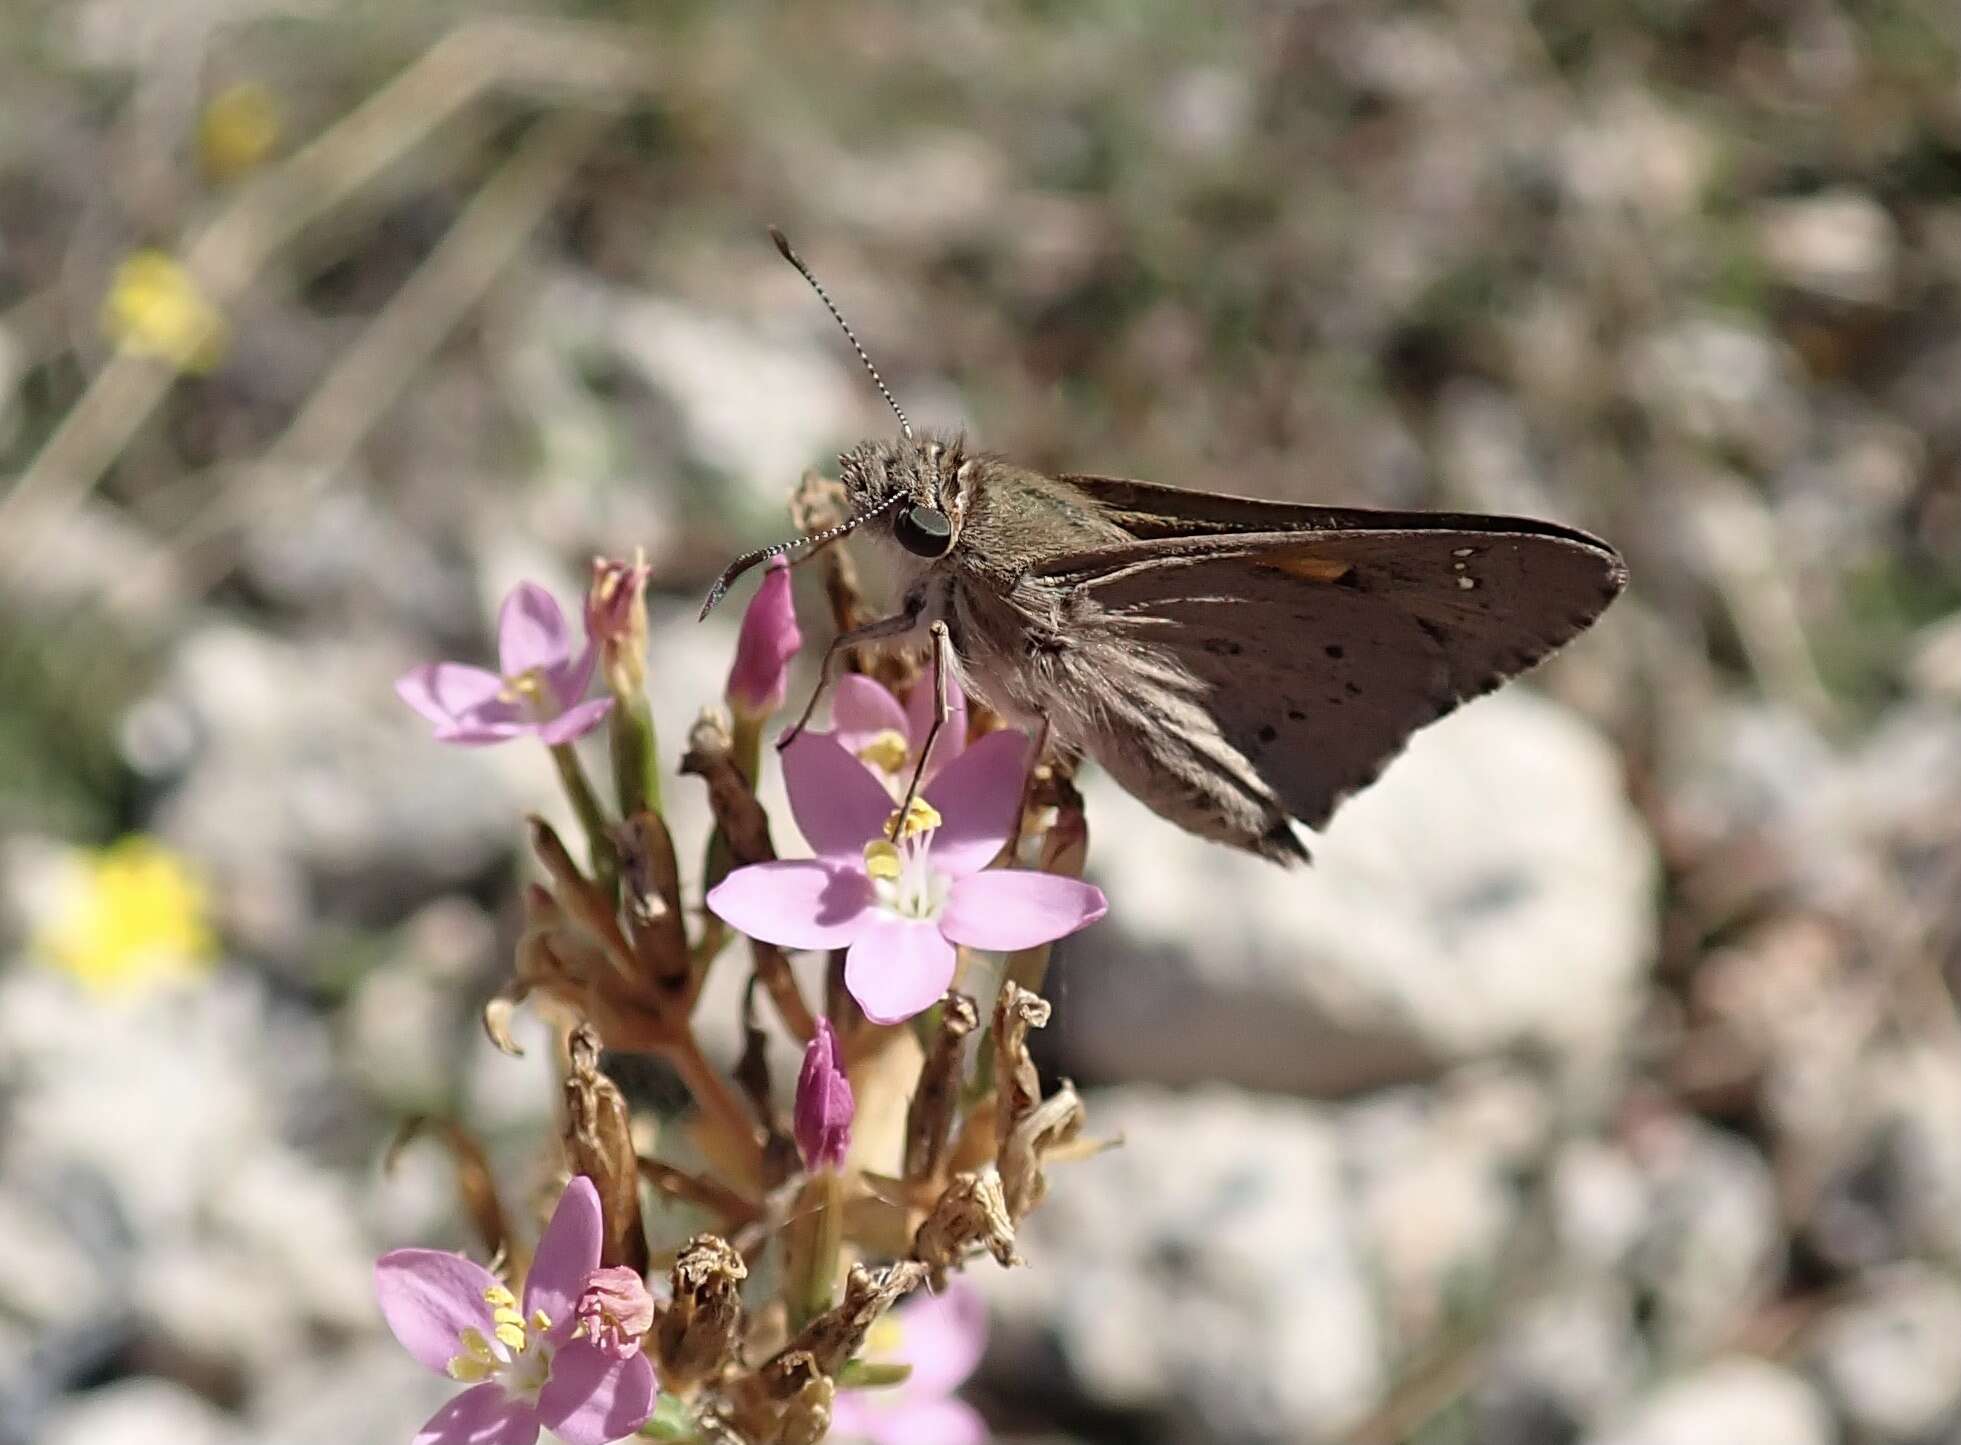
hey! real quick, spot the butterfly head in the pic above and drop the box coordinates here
[839,432,976,561]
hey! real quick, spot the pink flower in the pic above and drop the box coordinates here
[832,1282,989,1445]
[584,554,651,653]
[725,557,802,719]
[825,671,969,794]
[395,582,614,746]
[794,1018,854,1171]
[375,1176,657,1445]
[704,730,1107,1025]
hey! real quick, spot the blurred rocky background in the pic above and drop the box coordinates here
[2,1,1959,1442]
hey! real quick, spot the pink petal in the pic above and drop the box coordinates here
[845,915,958,1025]
[706,861,874,950]
[829,674,909,758]
[396,663,507,728]
[536,696,615,746]
[830,1396,988,1445]
[939,871,1108,952]
[536,1340,657,1445]
[375,1249,503,1374]
[414,1384,541,1445]
[782,732,899,863]
[522,1177,603,1327]
[497,582,572,677]
[431,717,533,746]
[903,668,968,778]
[888,1282,989,1395]
[545,638,600,710]
[726,557,803,716]
[920,730,1031,876]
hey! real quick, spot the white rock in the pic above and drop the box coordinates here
[1582,1360,1832,1445]
[1478,1282,1646,1442]
[42,1379,244,1445]
[252,1342,455,1445]
[1623,1117,1780,1359]
[1810,1266,1961,1441]
[1055,690,1654,1094]
[1626,316,1805,466]
[980,1087,1384,1443]
[150,624,522,964]
[1755,189,1898,305]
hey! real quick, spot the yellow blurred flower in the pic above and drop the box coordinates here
[198,81,281,183]
[101,250,228,372]
[33,837,216,995]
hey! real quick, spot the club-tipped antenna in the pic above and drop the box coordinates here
[769,226,912,439]
[698,490,904,620]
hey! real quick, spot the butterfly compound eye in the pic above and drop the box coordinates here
[895,504,954,558]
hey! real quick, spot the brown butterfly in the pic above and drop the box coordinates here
[703,232,1626,864]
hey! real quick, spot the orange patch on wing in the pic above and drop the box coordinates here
[1256,551,1353,583]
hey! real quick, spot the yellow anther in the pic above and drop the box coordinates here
[457,1327,498,1363]
[497,672,547,706]
[886,796,942,840]
[483,1284,520,1311]
[492,1305,525,1328]
[447,1355,494,1383]
[532,1309,553,1332]
[494,1321,527,1351]
[856,729,910,774]
[863,840,902,881]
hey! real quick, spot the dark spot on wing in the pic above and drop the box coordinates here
[1344,681,1362,697]
[1257,724,1278,745]
[1324,644,1345,660]
[1287,708,1306,722]
[1202,637,1243,657]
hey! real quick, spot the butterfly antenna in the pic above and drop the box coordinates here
[698,491,904,620]
[769,226,912,439]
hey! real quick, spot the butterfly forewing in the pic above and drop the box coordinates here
[1037,523,1625,830]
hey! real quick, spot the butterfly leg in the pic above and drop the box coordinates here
[890,621,954,839]
[777,590,926,749]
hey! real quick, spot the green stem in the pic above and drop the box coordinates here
[610,692,662,818]
[729,708,764,787]
[784,1169,844,1331]
[550,741,619,895]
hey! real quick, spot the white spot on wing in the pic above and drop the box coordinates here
[1457,575,1477,590]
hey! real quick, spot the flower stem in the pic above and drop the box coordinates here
[658,1028,765,1188]
[609,691,662,818]
[550,741,619,895]
[729,709,764,788]
[783,1168,844,1331]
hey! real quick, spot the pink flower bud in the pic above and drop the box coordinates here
[725,557,801,719]
[586,553,652,698]
[574,1264,657,1360]
[794,1018,853,1171]
[586,554,651,649]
